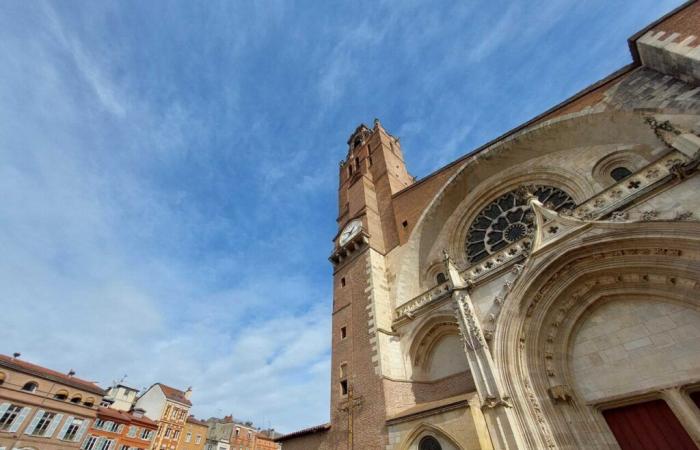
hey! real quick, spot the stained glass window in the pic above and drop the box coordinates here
[465,185,575,264]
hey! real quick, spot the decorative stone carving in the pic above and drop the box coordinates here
[640,210,658,221]
[645,168,660,179]
[455,292,486,350]
[674,210,694,221]
[524,380,556,448]
[482,395,512,410]
[465,185,575,264]
[610,211,629,222]
[547,385,573,403]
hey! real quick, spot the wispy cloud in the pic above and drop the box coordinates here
[0,0,686,434]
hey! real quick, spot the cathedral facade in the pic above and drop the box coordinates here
[277,2,700,449]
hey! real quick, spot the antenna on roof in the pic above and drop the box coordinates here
[12,352,20,359]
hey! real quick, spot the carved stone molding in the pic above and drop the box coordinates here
[547,385,574,404]
[481,395,512,410]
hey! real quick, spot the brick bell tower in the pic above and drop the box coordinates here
[328,119,413,449]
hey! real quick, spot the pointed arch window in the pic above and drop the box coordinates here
[419,436,442,450]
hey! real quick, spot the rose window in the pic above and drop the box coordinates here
[465,185,575,264]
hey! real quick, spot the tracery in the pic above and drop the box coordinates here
[465,185,575,263]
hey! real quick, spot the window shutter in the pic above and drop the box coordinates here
[8,406,30,433]
[47,413,63,437]
[24,409,44,435]
[0,403,10,418]
[81,435,95,450]
[75,419,91,442]
[58,415,74,440]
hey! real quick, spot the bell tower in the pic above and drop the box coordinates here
[336,119,413,255]
[328,119,413,449]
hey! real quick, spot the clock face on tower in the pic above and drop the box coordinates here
[338,219,362,247]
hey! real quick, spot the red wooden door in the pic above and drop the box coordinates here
[603,399,697,450]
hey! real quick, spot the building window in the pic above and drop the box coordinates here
[62,417,84,441]
[419,436,442,450]
[21,381,38,393]
[31,411,56,436]
[120,445,129,450]
[70,395,83,404]
[165,427,172,438]
[141,428,154,440]
[185,431,192,443]
[340,326,347,339]
[340,277,346,287]
[54,390,69,400]
[196,435,201,444]
[235,427,240,437]
[81,435,98,450]
[97,438,115,450]
[173,429,180,439]
[128,425,138,437]
[466,185,575,264]
[436,272,447,284]
[340,379,348,396]
[0,404,26,431]
[84,397,95,407]
[610,166,632,181]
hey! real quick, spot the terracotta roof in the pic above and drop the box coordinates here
[186,415,208,426]
[0,354,104,395]
[275,423,330,442]
[157,383,192,406]
[97,407,158,428]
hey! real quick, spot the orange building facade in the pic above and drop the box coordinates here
[0,353,103,450]
[79,406,158,450]
[178,416,208,450]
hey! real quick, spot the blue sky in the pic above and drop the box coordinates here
[0,0,684,433]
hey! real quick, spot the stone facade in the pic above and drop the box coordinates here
[279,2,700,449]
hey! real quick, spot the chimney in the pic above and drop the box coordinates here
[184,386,192,400]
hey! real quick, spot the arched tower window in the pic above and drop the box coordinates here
[435,272,447,284]
[419,436,442,450]
[465,185,575,264]
[610,166,632,181]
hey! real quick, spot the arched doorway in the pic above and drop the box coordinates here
[494,225,700,449]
